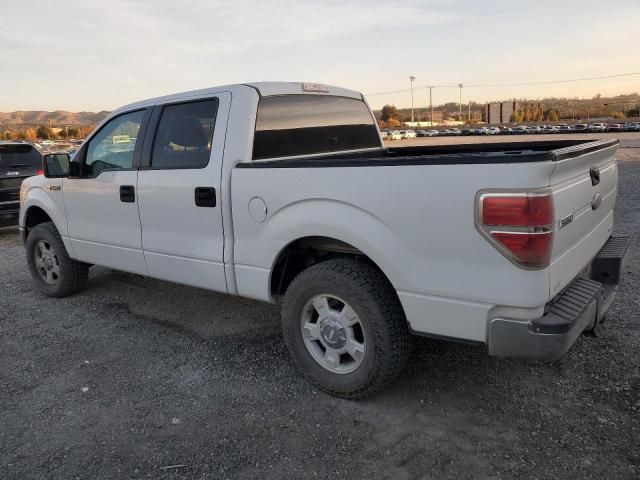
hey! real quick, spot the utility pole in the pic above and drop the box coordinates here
[427,86,434,125]
[468,102,471,122]
[409,76,416,123]
[458,84,463,120]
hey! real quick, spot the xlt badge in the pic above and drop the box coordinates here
[559,214,574,229]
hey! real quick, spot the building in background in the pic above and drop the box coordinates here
[485,101,519,124]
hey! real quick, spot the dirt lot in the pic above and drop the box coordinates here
[1,145,639,479]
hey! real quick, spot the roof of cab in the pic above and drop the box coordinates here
[110,82,363,117]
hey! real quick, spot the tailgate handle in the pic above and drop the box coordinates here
[590,166,600,186]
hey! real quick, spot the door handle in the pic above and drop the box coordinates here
[120,185,135,203]
[195,187,216,207]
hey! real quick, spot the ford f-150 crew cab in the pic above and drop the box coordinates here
[19,82,629,398]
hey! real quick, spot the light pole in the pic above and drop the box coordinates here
[427,86,434,125]
[458,84,463,120]
[409,76,416,123]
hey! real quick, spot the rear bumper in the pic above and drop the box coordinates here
[0,201,20,227]
[488,236,630,361]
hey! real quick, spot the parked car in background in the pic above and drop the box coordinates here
[388,130,403,140]
[512,126,529,134]
[589,123,607,132]
[487,127,500,135]
[624,122,640,132]
[446,128,462,136]
[541,125,558,134]
[557,125,573,133]
[526,126,542,134]
[571,124,589,133]
[425,130,439,137]
[379,131,388,141]
[607,123,624,132]
[0,143,43,226]
[404,130,417,139]
[415,130,428,137]
[500,127,514,135]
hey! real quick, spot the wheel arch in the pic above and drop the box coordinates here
[269,235,399,301]
[20,187,71,256]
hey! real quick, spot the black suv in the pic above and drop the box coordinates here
[0,143,42,226]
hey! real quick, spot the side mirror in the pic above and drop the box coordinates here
[43,153,70,178]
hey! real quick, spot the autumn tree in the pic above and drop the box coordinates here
[79,125,96,138]
[380,105,400,122]
[24,128,37,140]
[385,118,401,128]
[37,125,55,139]
[546,109,559,122]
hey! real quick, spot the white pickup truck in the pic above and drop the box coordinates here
[19,82,629,398]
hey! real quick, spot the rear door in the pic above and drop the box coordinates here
[63,109,150,274]
[136,94,229,292]
[549,140,618,296]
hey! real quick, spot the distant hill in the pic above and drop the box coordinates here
[0,110,109,127]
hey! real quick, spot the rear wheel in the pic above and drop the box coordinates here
[281,258,409,399]
[26,222,89,297]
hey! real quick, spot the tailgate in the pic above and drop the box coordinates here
[549,139,618,297]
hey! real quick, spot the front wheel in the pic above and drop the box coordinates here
[281,258,410,399]
[26,222,89,298]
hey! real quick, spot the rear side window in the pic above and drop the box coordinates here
[0,144,41,169]
[151,99,218,169]
[252,95,380,160]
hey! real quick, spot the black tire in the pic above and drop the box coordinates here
[281,258,410,399]
[26,222,89,298]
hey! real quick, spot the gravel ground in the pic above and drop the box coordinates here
[1,149,639,480]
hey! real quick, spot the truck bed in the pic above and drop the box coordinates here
[237,138,618,168]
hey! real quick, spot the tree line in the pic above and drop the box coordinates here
[375,92,640,127]
[0,125,95,141]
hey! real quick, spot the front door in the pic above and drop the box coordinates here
[137,95,228,292]
[63,109,149,275]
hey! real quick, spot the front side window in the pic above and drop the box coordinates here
[85,110,145,177]
[252,95,380,160]
[151,99,218,169]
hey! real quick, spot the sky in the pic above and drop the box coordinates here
[1,0,639,112]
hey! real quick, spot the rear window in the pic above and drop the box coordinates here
[0,144,41,168]
[252,95,380,160]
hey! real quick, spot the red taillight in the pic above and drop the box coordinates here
[36,169,44,176]
[491,232,553,267]
[482,195,553,227]
[478,192,554,268]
